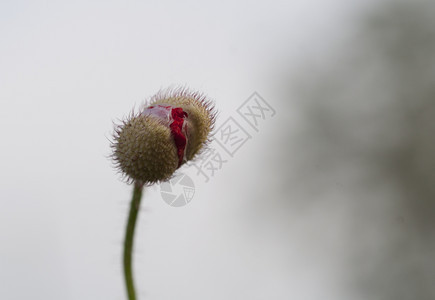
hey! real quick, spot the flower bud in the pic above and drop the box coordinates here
[112,88,215,184]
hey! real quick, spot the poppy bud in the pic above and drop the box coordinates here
[112,88,215,184]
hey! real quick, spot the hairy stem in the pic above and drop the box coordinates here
[123,182,143,300]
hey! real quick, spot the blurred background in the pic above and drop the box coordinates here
[1,0,434,299]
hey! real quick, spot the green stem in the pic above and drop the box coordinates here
[123,182,143,300]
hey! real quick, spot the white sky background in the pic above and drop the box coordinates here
[0,1,392,300]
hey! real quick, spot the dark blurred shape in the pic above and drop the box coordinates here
[286,1,435,299]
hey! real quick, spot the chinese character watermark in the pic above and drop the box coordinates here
[214,117,251,157]
[159,91,275,206]
[237,92,276,132]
